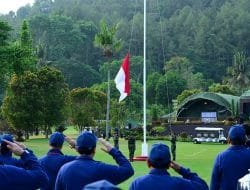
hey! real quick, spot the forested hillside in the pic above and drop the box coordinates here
[1,0,250,119]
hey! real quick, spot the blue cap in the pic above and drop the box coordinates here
[49,132,64,147]
[76,132,97,149]
[0,134,14,145]
[148,143,171,168]
[228,125,246,142]
[83,180,120,190]
[1,134,14,142]
[0,134,14,154]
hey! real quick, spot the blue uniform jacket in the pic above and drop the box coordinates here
[0,152,24,167]
[129,167,208,190]
[0,150,48,190]
[55,148,134,190]
[39,148,77,190]
[210,145,250,190]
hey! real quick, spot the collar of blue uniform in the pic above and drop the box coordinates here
[1,152,12,157]
[149,168,170,175]
[77,155,94,160]
[47,148,64,155]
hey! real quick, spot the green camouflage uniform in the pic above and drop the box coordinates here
[171,135,176,161]
[127,132,136,162]
[113,133,119,150]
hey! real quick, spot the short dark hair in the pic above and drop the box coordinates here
[230,138,246,145]
[1,142,10,154]
[77,146,96,155]
[50,143,63,149]
[243,124,250,136]
[149,159,170,169]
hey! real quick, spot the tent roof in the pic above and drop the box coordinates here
[161,92,240,119]
[241,90,250,98]
[178,92,240,113]
[160,111,176,119]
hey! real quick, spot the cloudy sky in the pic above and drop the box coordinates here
[0,0,35,14]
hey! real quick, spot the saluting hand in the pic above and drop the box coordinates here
[65,136,76,149]
[99,138,113,153]
[170,161,181,173]
[14,141,27,149]
[2,140,25,156]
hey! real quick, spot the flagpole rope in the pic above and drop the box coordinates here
[117,0,138,136]
[127,0,138,131]
[156,0,172,131]
[128,0,138,54]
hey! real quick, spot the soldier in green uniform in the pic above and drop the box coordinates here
[170,133,176,161]
[127,123,136,162]
[113,128,119,150]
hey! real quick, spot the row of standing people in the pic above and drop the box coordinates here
[0,124,249,189]
[0,131,207,190]
[0,132,134,190]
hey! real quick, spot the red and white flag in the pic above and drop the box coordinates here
[114,53,130,102]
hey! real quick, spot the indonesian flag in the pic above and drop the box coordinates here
[114,53,130,102]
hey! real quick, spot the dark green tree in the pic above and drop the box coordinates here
[37,66,70,138]
[177,89,202,105]
[147,72,162,105]
[0,21,12,102]
[208,83,236,95]
[149,104,165,124]
[12,20,37,75]
[70,88,106,132]
[1,0,250,109]
[0,21,12,46]
[227,52,250,94]
[2,72,43,140]
[91,80,143,123]
[110,100,127,130]
[156,71,187,108]
[94,19,122,139]
[54,59,101,89]
[94,19,122,57]
[2,66,69,139]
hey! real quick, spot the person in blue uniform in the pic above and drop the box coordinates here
[0,134,24,167]
[55,131,134,190]
[0,139,48,190]
[210,125,250,190]
[39,132,77,190]
[129,143,208,190]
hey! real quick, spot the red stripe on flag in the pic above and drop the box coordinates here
[121,53,130,95]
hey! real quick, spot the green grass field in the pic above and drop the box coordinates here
[24,127,228,189]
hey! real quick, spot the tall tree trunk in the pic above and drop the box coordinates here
[106,69,110,140]
[35,127,39,136]
[45,126,49,138]
[25,131,29,140]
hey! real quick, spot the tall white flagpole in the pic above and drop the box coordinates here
[141,0,148,156]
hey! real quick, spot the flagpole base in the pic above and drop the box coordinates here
[133,156,148,161]
[141,142,148,156]
[133,142,148,161]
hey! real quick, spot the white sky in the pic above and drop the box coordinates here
[0,0,35,14]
